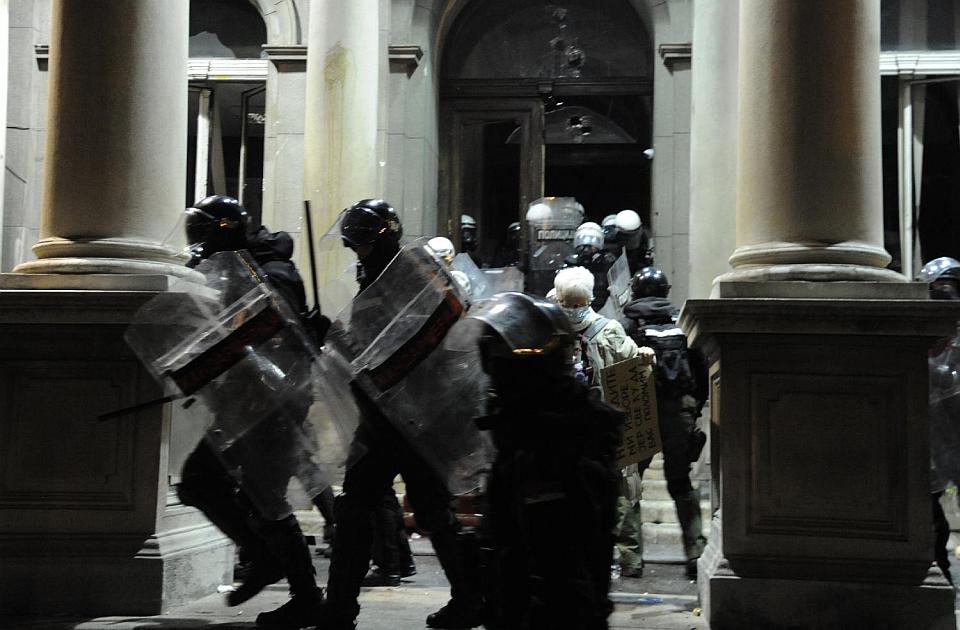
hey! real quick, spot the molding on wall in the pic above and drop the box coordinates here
[264,45,308,69]
[388,45,424,74]
[880,50,960,76]
[659,42,692,70]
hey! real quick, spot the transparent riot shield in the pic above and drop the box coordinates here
[451,253,524,301]
[320,239,491,494]
[125,251,350,520]
[930,333,960,485]
[525,197,584,296]
[598,253,631,320]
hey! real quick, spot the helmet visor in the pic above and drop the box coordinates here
[185,208,216,247]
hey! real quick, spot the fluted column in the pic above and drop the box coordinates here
[14,0,189,277]
[725,0,901,283]
[304,0,380,230]
[688,0,738,298]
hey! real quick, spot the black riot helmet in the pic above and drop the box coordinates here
[631,266,671,299]
[469,292,575,392]
[184,195,250,266]
[341,203,388,248]
[357,198,403,239]
[507,221,521,243]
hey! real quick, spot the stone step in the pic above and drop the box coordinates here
[639,499,711,525]
[639,478,706,501]
[641,520,711,547]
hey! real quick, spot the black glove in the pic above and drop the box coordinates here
[303,307,331,347]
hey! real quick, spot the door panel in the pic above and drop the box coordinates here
[440,99,544,262]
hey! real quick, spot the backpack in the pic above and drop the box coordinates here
[639,323,697,399]
[574,316,611,387]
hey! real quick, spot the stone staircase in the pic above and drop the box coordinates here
[639,453,712,563]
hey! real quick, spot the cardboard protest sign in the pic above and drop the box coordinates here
[601,356,661,467]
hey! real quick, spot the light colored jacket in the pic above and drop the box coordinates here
[579,310,640,386]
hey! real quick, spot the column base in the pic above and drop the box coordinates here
[715,263,905,286]
[14,257,194,278]
[700,540,955,630]
[16,237,192,277]
[728,240,893,270]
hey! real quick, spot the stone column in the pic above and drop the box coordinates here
[303,0,381,313]
[303,1,381,224]
[680,3,957,628]
[725,0,901,283]
[688,0,738,299]
[13,0,189,277]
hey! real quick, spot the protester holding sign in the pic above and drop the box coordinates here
[553,266,655,580]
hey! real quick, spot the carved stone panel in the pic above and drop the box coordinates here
[748,373,906,540]
[0,361,139,510]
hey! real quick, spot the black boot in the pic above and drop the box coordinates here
[178,444,283,605]
[425,523,482,628]
[255,515,324,629]
[672,489,706,574]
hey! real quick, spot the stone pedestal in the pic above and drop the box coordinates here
[680,287,960,630]
[0,289,231,615]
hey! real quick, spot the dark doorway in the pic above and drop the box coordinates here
[439,0,653,265]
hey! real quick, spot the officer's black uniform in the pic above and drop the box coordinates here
[176,196,322,629]
[321,200,480,629]
[470,293,622,630]
[621,267,708,578]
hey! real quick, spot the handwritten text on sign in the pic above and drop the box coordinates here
[601,356,661,467]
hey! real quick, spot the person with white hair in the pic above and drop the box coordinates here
[553,266,653,581]
[553,267,651,379]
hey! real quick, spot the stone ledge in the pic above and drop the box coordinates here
[716,280,927,300]
[0,288,164,324]
[680,297,960,345]
[0,273,174,291]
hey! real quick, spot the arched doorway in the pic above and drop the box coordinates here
[438,0,654,266]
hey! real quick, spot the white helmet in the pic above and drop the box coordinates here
[461,214,477,229]
[427,236,456,264]
[615,209,642,234]
[526,202,553,222]
[573,222,604,251]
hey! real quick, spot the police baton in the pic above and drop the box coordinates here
[303,200,330,344]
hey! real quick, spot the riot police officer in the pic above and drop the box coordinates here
[320,199,481,629]
[492,221,522,268]
[920,256,960,583]
[614,210,653,273]
[179,195,324,629]
[461,214,482,266]
[563,222,618,311]
[621,266,708,579]
[469,292,623,629]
